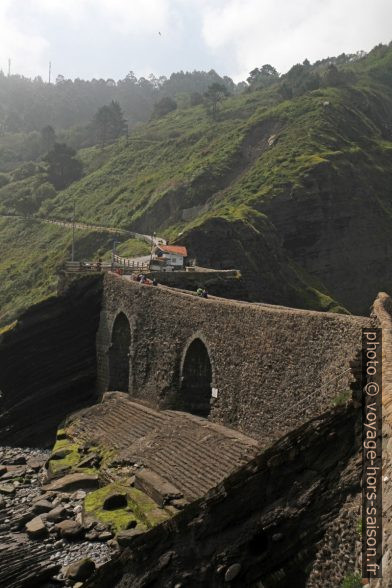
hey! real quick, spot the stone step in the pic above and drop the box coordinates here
[69,397,263,502]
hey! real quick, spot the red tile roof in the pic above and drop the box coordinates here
[158,245,188,256]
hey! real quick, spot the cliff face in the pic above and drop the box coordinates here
[257,153,392,315]
[0,275,103,447]
[182,148,392,315]
[86,405,361,587]
[181,213,348,311]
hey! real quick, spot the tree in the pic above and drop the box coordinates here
[280,63,320,97]
[321,64,346,87]
[190,92,203,106]
[44,143,83,189]
[92,101,127,146]
[14,194,38,217]
[247,64,279,90]
[204,83,229,119]
[152,96,177,118]
[109,100,127,138]
[40,125,56,153]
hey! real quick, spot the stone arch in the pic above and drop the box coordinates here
[109,312,131,392]
[177,334,215,418]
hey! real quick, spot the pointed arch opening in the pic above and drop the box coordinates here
[109,312,131,392]
[179,338,213,417]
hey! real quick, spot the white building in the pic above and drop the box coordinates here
[151,245,188,271]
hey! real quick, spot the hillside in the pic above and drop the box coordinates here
[1,43,392,324]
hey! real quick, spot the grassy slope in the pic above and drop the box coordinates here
[0,217,148,325]
[1,45,392,323]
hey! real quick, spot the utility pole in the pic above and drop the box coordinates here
[149,232,156,267]
[48,61,52,84]
[71,200,76,261]
[112,239,120,266]
[7,58,11,77]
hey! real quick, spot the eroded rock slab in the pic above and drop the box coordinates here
[42,473,99,492]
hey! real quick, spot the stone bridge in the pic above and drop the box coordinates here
[97,273,372,441]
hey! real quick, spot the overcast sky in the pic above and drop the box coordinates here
[1,0,391,83]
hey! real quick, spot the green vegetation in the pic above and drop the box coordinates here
[0,216,147,326]
[84,483,140,532]
[84,482,170,532]
[341,573,362,588]
[49,438,82,476]
[0,320,17,336]
[102,238,150,260]
[333,390,352,407]
[44,143,83,189]
[48,427,117,477]
[1,43,392,321]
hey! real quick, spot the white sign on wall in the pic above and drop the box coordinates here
[211,388,218,398]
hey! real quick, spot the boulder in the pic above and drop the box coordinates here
[224,563,242,582]
[15,510,35,530]
[72,490,87,501]
[8,454,26,465]
[97,531,113,541]
[134,469,182,507]
[102,492,127,510]
[42,473,99,492]
[65,558,96,581]
[55,519,83,539]
[116,527,146,548]
[0,483,15,495]
[0,466,7,477]
[33,499,53,514]
[85,529,99,541]
[27,458,45,471]
[46,506,67,522]
[26,516,48,539]
[1,466,26,480]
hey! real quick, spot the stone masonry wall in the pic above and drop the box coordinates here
[97,273,372,441]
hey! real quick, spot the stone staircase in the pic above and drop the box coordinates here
[68,394,262,502]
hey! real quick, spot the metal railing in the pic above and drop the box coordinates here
[64,260,150,274]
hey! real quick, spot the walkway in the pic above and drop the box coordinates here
[0,213,166,246]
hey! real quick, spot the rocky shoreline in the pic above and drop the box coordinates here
[0,446,115,587]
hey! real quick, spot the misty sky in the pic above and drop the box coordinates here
[1,0,391,83]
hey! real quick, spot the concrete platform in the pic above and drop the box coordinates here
[67,393,262,502]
